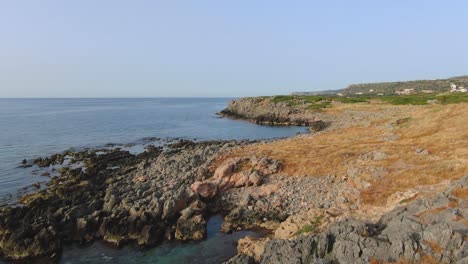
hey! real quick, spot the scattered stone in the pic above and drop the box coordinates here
[416,147,430,155]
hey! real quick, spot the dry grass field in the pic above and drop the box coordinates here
[221,102,468,206]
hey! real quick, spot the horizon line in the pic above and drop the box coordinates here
[0,96,243,99]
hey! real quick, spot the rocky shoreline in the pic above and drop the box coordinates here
[218,97,330,131]
[224,176,468,264]
[0,140,263,262]
[1,99,467,264]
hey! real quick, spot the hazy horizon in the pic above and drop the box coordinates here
[1,1,468,98]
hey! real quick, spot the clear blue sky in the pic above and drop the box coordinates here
[1,1,467,98]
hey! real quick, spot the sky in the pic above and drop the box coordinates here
[1,1,468,98]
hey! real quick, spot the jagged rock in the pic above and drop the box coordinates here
[191,157,281,199]
[237,236,271,262]
[256,176,468,264]
[191,181,219,198]
[174,214,206,241]
[0,140,250,261]
[248,171,263,186]
[222,254,256,264]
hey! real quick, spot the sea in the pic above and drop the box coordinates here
[0,98,306,264]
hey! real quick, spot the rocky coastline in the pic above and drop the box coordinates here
[1,98,467,264]
[218,97,330,130]
[0,140,262,262]
[224,176,468,264]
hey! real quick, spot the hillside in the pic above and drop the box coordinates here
[293,75,468,96]
[342,76,468,95]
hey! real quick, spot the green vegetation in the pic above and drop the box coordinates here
[380,94,434,105]
[271,95,295,103]
[302,96,325,104]
[307,101,331,110]
[295,216,323,235]
[341,75,468,95]
[270,95,368,110]
[436,93,468,104]
[334,97,369,103]
[379,93,468,105]
[269,92,467,110]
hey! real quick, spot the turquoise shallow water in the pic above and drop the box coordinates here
[0,98,304,263]
[60,215,263,264]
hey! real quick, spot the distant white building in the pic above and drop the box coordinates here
[369,89,374,92]
[336,93,344,96]
[450,83,458,92]
[450,83,467,93]
[355,92,363,95]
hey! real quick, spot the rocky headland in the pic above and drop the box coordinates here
[218,95,467,263]
[1,93,467,264]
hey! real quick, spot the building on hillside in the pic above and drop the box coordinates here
[395,88,415,95]
[450,83,458,92]
[450,83,467,93]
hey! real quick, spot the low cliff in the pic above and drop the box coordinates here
[219,97,331,129]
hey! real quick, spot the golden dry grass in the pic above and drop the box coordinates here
[221,103,468,206]
[451,187,468,199]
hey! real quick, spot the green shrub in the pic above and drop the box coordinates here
[295,216,323,235]
[302,96,325,103]
[271,95,295,103]
[307,101,331,110]
[436,93,468,104]
[378,93,468,105]
[333,97,369,103]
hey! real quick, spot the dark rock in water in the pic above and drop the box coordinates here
[33,152,69,167]
[18,159,33,168]
[0,140,250,261]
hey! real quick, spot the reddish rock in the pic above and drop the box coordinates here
[191,181,218,198]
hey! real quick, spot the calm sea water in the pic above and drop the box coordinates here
[0,98,305,263]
